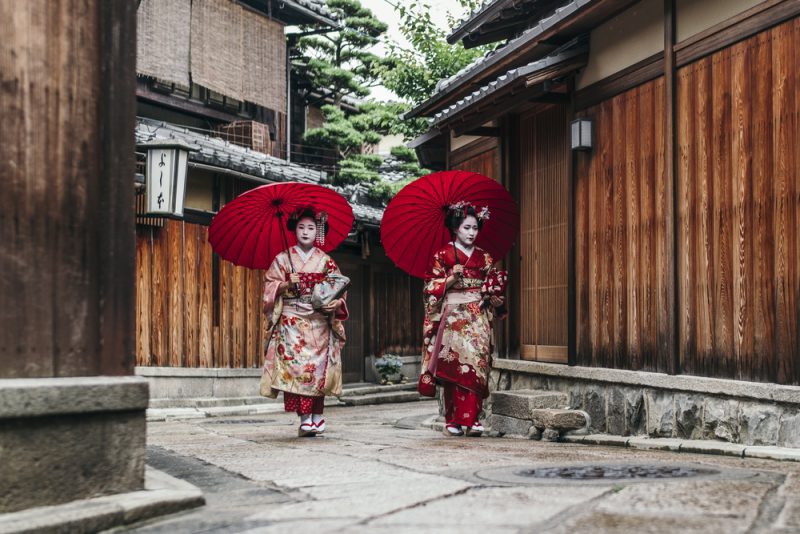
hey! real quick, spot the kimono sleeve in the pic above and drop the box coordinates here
[483,251,508,319]
[423,250,448,312]
[263,253,287,315]
[325,256,349,321]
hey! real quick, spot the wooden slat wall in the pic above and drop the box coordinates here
[519,105,569,363]
[677,18,800,384]
[370,267,423,356]
[451,139,501,180]
[135,220,266,368]
[574,78,671,372]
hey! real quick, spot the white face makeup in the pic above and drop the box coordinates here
[455,215,479,248]
[295,217,316,249]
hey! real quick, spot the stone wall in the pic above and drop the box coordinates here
[0,377,149,513]
[491,360,800,448]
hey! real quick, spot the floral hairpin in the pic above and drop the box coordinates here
[447,201,490,221]
[315,211,328,247]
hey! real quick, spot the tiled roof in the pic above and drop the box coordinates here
[406,0,594,119]
[135,117,385,224]
[432,42,587,126]
[447,0,510,43]
[333,184,384,225]
[434,0,590,97]
[135,117,327,184]
[285,0,338,25]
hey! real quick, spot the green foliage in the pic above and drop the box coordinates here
[389,145,416,162]
[336,154,383,185]
[294,0,389,105]
[379,0,493,138]
[380,0,490,104]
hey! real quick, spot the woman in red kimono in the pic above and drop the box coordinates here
[422,202,506,437]
[260,208,348,437]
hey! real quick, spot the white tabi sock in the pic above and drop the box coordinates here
[300,414,312,425]
[311,414,323,424]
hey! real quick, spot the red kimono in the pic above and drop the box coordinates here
[423,244,506,426]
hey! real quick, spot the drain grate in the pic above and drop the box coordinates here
[515,465,718,480]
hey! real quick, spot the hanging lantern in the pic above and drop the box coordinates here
[139,140,195,218]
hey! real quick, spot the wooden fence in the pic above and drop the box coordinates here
[574,18,800,384]
[136,220,424,372]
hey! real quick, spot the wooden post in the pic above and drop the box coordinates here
[664,0,679,375]
[0,0,137,378]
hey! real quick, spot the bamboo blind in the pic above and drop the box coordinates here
[136,0,191,87]
[190,0,286,113]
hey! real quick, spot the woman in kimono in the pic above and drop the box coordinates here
[422,203,506,437]
[260,208,347,437]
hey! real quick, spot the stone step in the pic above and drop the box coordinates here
[338,390,427,406]
[490,389,568,419]
[340,382,416,397]
[149,396,278,409]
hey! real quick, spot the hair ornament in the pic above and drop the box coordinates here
[315,211,328,247]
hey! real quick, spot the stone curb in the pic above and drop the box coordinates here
[339,391,427,406]
[0,377,149,419]
[0,467,204,534]
[562,434,800,461]
[494,359,800,405]
[146,398,345,421]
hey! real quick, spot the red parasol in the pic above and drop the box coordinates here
[208,182,353,269]
[381,170,519,278]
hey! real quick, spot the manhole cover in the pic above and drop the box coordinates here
[515,465,718,480]
[471,462,746,486]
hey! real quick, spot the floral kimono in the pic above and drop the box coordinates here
[260,246,348,412]
[423,243,505,426]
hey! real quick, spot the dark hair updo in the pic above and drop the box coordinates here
[286,207,329,234]
[445,205,483,237]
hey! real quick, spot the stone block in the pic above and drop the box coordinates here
[779,413,800,448]
[645,390,674,437]
[623,387,646,436]
[0,411,146,513]
[606,388,626,435]
[487,414,532,436]
[584,386,606,433]
[702,398,740,442]
[148,376,214,400]
[491,390,568,419]
[739,402,781,446]
[679,439,745,457]
[541,428,560,442]
[527,426,542,440]
[211,376,262,398]
[745,446,800,462]
[627,437,682,451]
[531,409,588,431]
[674,393,704,439]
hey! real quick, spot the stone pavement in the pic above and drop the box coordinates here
[117,400,800,533]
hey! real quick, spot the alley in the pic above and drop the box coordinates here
[123,401,800,533]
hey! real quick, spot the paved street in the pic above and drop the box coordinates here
[124,401,800,533]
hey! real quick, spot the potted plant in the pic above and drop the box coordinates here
[374,354,404,385]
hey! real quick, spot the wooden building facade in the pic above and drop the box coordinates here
[133,0,423,383]
[411,0,800,385]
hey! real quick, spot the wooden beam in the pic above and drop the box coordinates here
[574,53,664,111]
[664,0,678,375]
[461,126,501,137]
[675,0,800,67]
